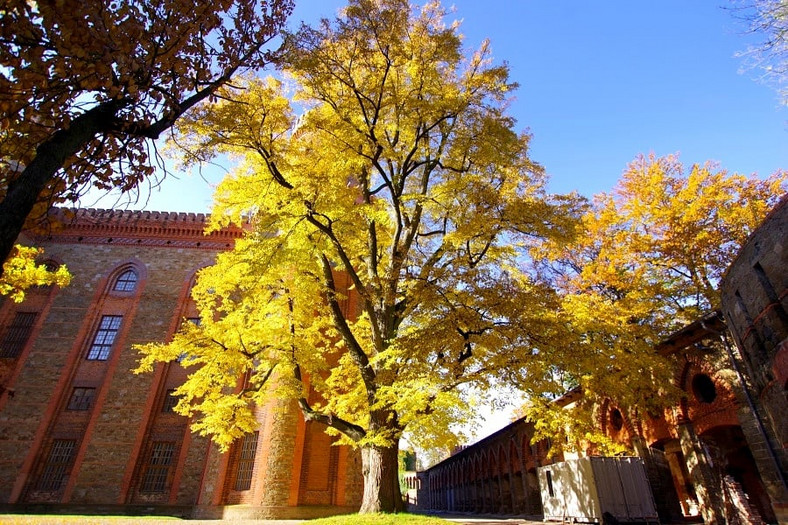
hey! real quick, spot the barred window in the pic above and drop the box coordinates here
[67,387,95,411]
[113,269,138,292]
[140,441,175,493]
[38,439,76,491]
[0,312,37,358]
[86,315,122,360]
[234,432,259,491]
[162,389,178,413]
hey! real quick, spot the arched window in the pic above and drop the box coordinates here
[610,408,624,431]
[113,269,138,292]
[692,373,717,404]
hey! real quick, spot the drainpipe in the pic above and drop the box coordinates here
[700,318,787,492]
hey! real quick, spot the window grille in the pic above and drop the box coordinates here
[113,269,138,292]
[140,441,175,493]
[162,389,178,413]
[234,432,259,491]
[86,315,122,360]
[38,439,76,490]
[67,387,96,411]
[0,312,37,358]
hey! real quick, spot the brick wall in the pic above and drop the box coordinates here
[720,194,788,524]
[0,209,362,517]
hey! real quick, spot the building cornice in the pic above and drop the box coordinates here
[29,208,244,251]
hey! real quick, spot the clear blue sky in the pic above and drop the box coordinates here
[83,0,787,213]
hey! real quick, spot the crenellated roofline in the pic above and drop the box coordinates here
[28,208,244,251]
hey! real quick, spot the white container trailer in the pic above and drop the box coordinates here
[538,457,659,524]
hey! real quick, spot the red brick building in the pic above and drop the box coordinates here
[0,209,362,518]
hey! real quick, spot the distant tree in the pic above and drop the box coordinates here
[732,0,788,104]
[399,450,417,472]
[525,154,786,450]
[136,0,578,513]
[0,0,294,273]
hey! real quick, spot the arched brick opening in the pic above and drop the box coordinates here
[701,425,776,523]
[497,443,510,513]
[126,263,197,505]
[0,256,64,414]
[508,439,525,513]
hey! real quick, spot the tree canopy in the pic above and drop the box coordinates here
[522,154,786,451]
[0,0,293,271]
[136,0,578,512]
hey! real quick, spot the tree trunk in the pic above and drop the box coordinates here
[0,100,124,272]
[359,443,404,513]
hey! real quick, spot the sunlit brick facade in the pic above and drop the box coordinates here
[0,209,362,518]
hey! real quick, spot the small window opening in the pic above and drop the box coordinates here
[692,373,717,403]
[610,408,624,431]
[113,269,138,292]
[0,312,37,358]
[140,441,175,493]
[67,387,95,411]
[162,389,179,413]
[38,440,76,490]
[546,470,554,497]
[86,315,123,360]
[235,432,259,491]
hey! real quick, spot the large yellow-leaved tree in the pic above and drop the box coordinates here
[136,0,578,513]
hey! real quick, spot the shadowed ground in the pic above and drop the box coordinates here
[0,514,546,525]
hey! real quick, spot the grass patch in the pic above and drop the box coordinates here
[309,514,450,525]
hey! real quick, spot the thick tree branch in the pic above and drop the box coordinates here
[320,254,378,398]
[302,202,375,315]
[121,37,277,140]
[0,99,129,267]
[297,397,366,441]
[290,360,366,441]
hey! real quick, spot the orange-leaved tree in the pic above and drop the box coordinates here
[523,154,786,451]
[0,0,293,275]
